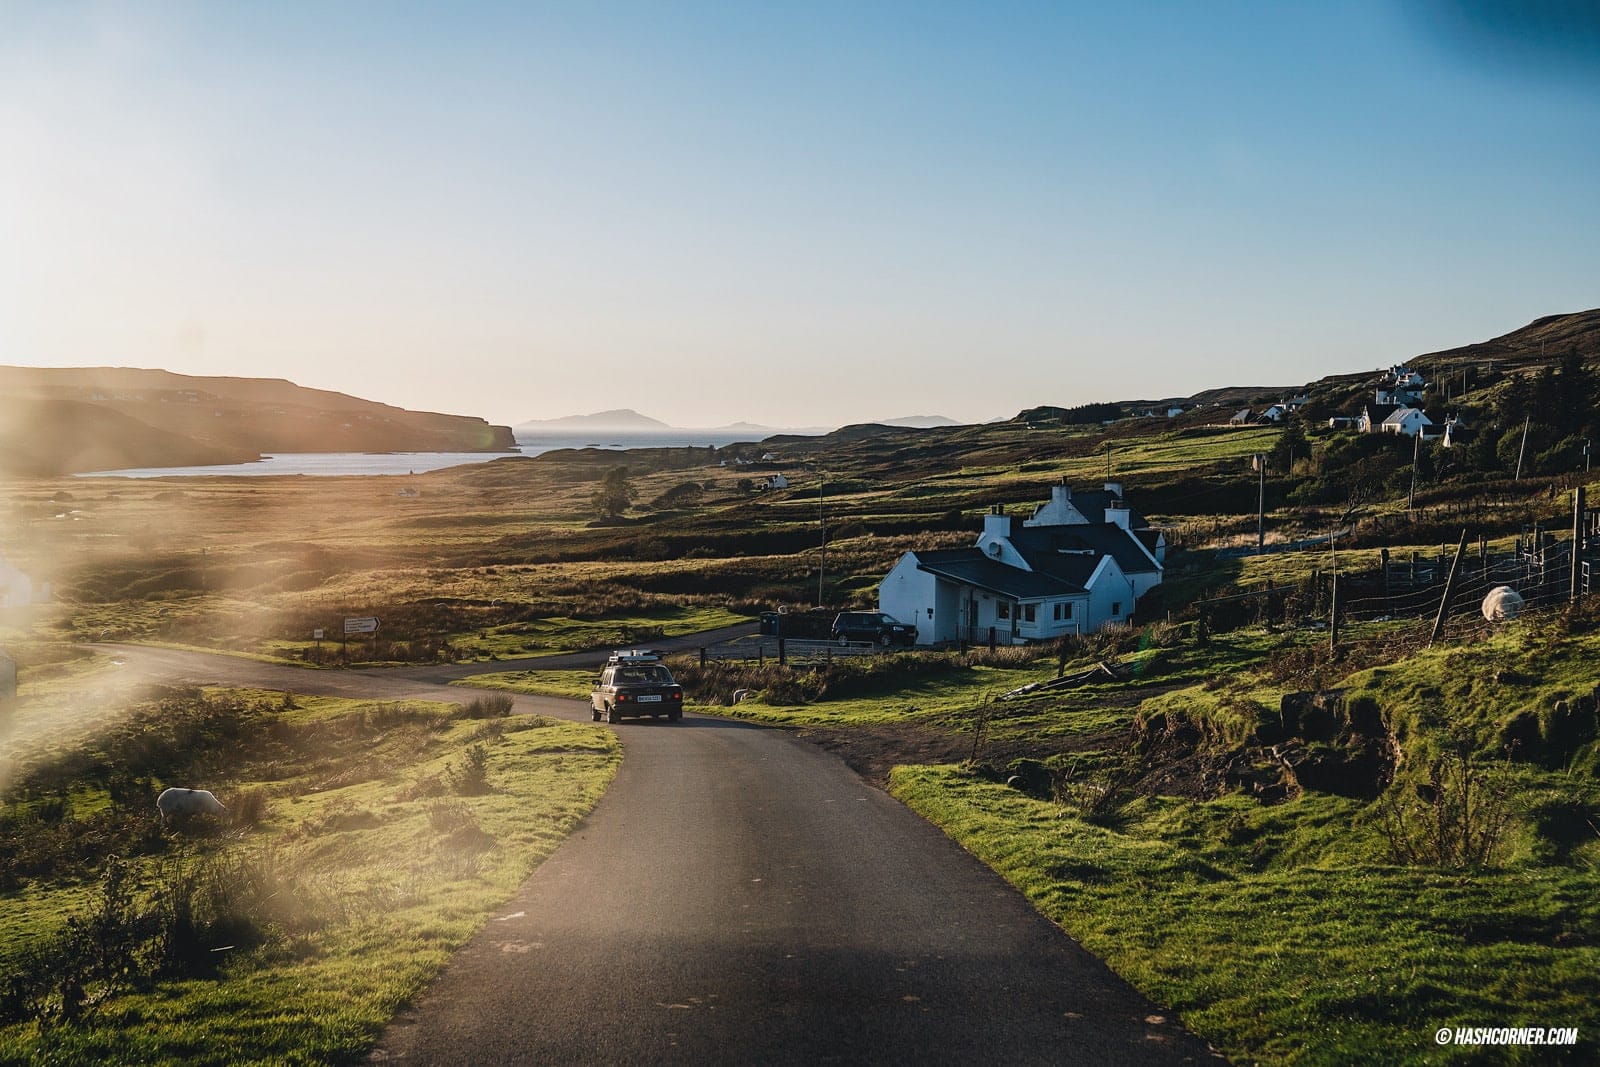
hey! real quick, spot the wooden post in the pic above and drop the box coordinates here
[988,626,997,653]
[1380,548,1390,598]
[778,637,787,666]
[1429,530,1470,647]
[699,646,707,668]
[1329,574,1340,651]
[1573,487,1588,603]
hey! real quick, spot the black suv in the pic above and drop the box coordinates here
[591,651,684,723]
[830,611,917,647]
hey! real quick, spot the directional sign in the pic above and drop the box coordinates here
[343,617,380,636]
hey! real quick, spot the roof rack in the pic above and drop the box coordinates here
[607,649,662,665]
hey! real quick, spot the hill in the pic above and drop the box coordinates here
[514,409,672,433]
[0,367,515,476]
[1416,308,1600,373]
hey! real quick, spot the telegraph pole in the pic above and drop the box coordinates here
[1409,431,1421,511]
[1256,453,1266,553]
[817,470,826,607]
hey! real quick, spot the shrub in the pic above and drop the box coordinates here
[460,693,514,719]
[450,744,491,795]
[231,787,269,829]
[1378,752,1514,868]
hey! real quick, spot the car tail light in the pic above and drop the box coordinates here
[616,694,628,702]
[672,691,682,700]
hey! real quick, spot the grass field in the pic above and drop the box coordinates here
[4,414,1597,1064]
[0,683,618,1065]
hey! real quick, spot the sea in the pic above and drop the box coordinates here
[74,430,781,479]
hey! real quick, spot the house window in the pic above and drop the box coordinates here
[1023,604,1036,623]
[1112,602,1122,616]
[926,608,933,619]
[1054,602,1072,621]
[997,601,1011,620]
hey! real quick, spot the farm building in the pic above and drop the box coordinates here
[878,481,1164,645]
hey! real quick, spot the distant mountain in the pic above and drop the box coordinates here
[514,409,672,434]
[0,366,515,477]
[514,408,958,437]
[876,415,962,429]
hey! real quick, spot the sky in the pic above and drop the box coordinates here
[1,1,1597,430]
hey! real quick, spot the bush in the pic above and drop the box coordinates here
[460,693,514,719]
[1377,752,1513,868]
[450,744,491,795]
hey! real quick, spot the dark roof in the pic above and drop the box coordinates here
[1052,488,1150,531]
[1008,521,1161,577]
[913,548,1083,600]
[1363,403,1399,424]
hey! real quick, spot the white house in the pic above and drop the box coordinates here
[1381,407,1433,438]
[878,482,1164,645]
[1257,404,1287,423]
[765,474,790,490]
[0,560,39,608]
[1440,416,1474,449]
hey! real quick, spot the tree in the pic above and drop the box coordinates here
[592,466,635,519]
[1270,420,1308,474]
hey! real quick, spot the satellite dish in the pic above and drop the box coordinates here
[1482,585,1524,622]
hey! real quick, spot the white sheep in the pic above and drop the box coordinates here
[157,787,228,824]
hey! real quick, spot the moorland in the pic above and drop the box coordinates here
[2,308,1599,1063]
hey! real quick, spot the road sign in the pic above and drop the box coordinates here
[313,628,325,641]
[343,617,380,636]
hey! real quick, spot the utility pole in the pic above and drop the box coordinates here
[1256,453,1266,553]
[1105,442,1112,482]
[1514,417,1530,481]
[1409,431,1421,511]
[817,470,827,607]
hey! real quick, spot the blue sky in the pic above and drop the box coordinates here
[1,1,1596,428]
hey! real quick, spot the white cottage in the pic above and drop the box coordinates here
[0,560,37,608]
[879,482,1164,645]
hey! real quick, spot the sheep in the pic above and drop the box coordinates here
[157,787,228,825]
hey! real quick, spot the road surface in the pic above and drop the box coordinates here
[102,643,1219,1065]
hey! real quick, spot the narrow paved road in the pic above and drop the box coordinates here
[103,644,1219,1065]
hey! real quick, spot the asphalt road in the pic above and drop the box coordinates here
[101,643,1219,1066]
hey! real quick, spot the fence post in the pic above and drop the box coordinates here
[1574,487,1588,603]
[778,637,787,666]
[988,626,996,653]
[1380,548,1389,598]
[1329,574,1340,652]
[1430,529,1470,647]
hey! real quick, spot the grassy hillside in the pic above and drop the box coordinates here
[0,367,515,476]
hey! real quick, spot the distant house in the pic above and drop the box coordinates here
[1166,405,1185,418]
[1441,417,1474,449]
[1358,403,1399,433]
[878,481,1164,644]
[1257,404,1287,424]
[764,474,790,490]
[1285,394,1310,411]
[1229,408,1253,426]
[0,560,39,608]
[1381,407,1433,438]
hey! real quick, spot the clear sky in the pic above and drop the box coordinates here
[2,1,1597,429]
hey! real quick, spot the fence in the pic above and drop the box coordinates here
[696,636,884,667]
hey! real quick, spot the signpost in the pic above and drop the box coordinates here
[343,617,380,635]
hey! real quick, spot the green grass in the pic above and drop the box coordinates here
[457,669,595,701]
[893,768,1600,1065]
[0,689,619,1065]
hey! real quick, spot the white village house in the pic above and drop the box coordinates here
[0,559,44,608]
[879,481,1164,645]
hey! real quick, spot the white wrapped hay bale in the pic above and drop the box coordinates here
[1481,585,1524,623]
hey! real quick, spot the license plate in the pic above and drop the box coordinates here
[638,694,662,703]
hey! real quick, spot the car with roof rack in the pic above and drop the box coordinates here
[591,649,684,724]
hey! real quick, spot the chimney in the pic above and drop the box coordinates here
[983,505,1011,539]
[1105,500,1130,530]
[1104,480,1123,500]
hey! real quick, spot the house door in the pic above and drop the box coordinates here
[966,597,979,643]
